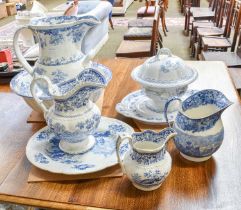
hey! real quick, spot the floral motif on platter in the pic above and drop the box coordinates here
[34,153,49,164]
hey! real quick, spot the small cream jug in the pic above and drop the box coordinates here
[117,128,176,191]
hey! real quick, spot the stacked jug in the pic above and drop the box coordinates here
[14,15,112,154]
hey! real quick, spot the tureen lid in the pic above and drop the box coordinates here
[131,48,198,88]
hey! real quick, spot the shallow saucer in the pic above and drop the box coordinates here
[26,117,133,175]
[116,89,197,125]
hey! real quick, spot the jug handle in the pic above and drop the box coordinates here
[13,26,35,75]
[30,76,54,114]
[116,134,133,174]
[164,96,182,127]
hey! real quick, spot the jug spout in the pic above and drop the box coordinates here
[160,127,177,145]
[58,80,106,100]
[181,89,233,119]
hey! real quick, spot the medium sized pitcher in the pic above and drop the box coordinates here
[117,128,176,191]
[31,69,107,154]
[164,89,233,162]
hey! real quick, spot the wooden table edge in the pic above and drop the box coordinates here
[0,194,110,210]
[224,61,241,104]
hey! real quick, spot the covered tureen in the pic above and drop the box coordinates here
[131,48,198,112]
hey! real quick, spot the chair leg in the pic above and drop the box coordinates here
[109,18,114,30]
[158,37,163,48]
[186,13,190,36]
[159,31,163,42]
[161,17,167,36]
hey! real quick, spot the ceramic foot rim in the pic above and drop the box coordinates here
[59,136,95,154]
[132,182,162,191]
[180,152,212,162]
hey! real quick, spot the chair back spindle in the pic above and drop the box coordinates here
[150,6,160,55]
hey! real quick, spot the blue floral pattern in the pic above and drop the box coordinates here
[176,111,220,133]
[132,129,176,144]
[131,170,168,187]
[54,86,100,112]
[174,126,224,157]
[30,16,99,66]
[35,153,49,164]
[182,89,232,111]
[47,113,101,143]
[131,150,166,165]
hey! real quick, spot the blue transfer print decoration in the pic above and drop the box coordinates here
[132,170,168,187]
[130,150,165,165]
[73,164,95,170]
[35,153,49,164]
[174,127,224,157]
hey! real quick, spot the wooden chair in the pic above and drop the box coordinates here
[124,6,163,47]
[184,0,217,36]
[137,0,157,18]
[191,0,235,57]
[202,35,241,93]
[137,0,168,35]
[189,0,219,37]
[201,30,241,67]
[116,8,159,57]
[182,0,201,13]
[197,0,241,58]
[127,17,163,43]
[181,0,201,13]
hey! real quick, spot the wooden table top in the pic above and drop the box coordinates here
[0,58,241,210]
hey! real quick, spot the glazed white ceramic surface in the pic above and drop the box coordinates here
[26,116,134,174]
[131,48,198,112]
[117,128,176,191]
[116,89,196,124]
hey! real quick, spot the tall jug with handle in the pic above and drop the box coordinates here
[14,15,100,85]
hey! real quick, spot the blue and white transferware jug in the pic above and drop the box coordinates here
[164,89,232,162]
[30,69,107,154]
[117,128,176,191]
[14,15,100,85]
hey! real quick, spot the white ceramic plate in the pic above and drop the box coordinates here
[26,117,133,174]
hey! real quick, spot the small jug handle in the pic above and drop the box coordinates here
[30,76,54,114]
[164,96,182,127]
[116,134,133,174]
[13,26,35,75]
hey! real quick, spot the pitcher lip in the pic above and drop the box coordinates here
[180,89,233,120]
[132,128,175,154]
[29,15,100,30]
